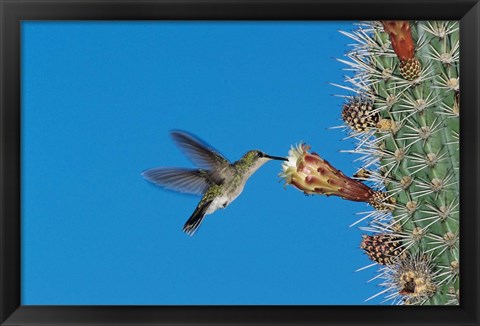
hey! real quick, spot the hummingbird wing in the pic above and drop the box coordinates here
[141,168,212,195]
[170,131,233,183]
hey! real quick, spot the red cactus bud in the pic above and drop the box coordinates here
[280,144,391,207]
[381,21,415,60]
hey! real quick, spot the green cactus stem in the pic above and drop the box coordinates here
[337,21,460,305]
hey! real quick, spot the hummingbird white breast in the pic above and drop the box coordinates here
[205,183,246,215]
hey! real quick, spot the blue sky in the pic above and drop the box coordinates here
[21,21,384,305]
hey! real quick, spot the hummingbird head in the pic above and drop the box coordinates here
[237,150,288,175]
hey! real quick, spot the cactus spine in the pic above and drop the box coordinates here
[338,21,459,305]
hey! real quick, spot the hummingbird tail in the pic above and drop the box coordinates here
[183,200,212,236]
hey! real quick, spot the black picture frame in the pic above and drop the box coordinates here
[1,0,479,325]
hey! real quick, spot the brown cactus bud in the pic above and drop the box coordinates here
[361,234,404,265]
[368,191,396,211]
[399,57,421,80]
[342,97,380,132]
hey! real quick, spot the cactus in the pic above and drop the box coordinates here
[281,21,459,305]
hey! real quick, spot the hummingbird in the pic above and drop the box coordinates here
[142,130,287,236]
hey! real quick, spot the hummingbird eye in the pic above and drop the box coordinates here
[257,151,263,157]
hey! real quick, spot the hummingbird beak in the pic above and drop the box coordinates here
[264,154,288,161]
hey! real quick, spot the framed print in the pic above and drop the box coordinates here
[1,0,479,325]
